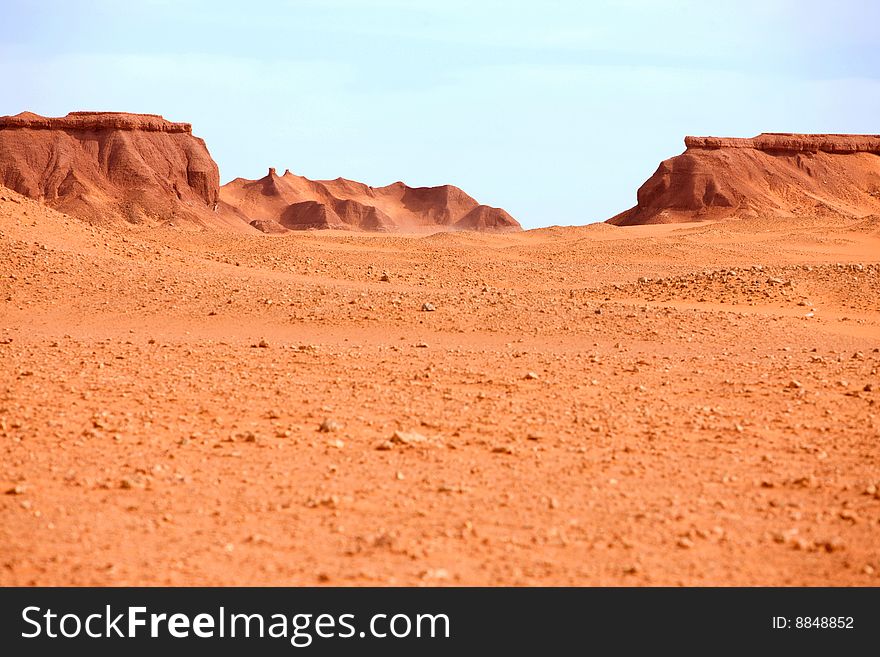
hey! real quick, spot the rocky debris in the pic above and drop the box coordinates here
[421,302,436,312]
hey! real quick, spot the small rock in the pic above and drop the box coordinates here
[786,380,802,389]
[818,538,845,553]
[379,272,390,282]
[5,484,26,496]
[390,430,427,446]
[524,371,539,380]
[839,509,858,522]
[677,537,694,549]
[318,418,342,433]
[421,302,436,312]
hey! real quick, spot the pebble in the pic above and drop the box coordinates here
[525,372,539,380]
[421,302,436,312]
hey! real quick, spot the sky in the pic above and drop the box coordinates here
[2,0,879,228]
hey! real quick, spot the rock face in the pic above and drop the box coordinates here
[221,168,521,232]
[608,133,880,225]
[0,111,220,225]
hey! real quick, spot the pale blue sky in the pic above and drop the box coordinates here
[2,0,879,228]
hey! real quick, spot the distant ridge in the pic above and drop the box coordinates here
[221,168,521,233]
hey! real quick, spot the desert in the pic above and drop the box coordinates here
[1,113,878,586]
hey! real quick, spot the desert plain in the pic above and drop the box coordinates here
[1,187,878,586]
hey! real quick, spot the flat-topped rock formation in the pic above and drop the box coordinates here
[608,133,880,225]
[0,111,194,133]
[0,111,222,226]
[221,168,521,232]
[685,133,880,153]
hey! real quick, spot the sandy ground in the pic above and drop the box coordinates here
[1,189,878,586]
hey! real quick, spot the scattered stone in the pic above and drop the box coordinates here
[421,302,436,312]
[818,538,845,553]
[5,484,26,495]
[390,430,427,446]
[306,495,340,509]
[318,418,342,433]
[524,371,539,380]
[379,272,390,282]
[492,445,514,455]
[786,380,802,389]
[838,509,858,523]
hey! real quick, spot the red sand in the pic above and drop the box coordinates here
[1,185,878,586]
[0,118,878,586]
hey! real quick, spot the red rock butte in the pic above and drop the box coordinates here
[608,133,880,226]
[0,111,220,226]
[0,111,521,232]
